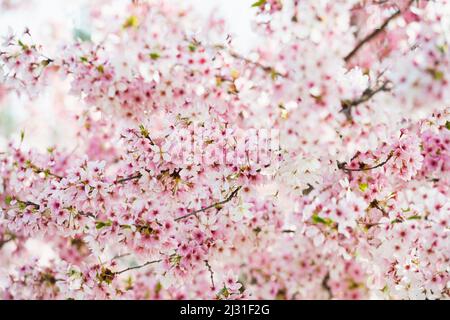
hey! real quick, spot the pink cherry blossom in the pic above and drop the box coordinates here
[0,0,449,300]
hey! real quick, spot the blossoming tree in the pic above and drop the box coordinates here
[0,0,449,299]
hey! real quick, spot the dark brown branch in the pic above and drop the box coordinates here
[204,260,215,289]
[342,80,391,107]
[114,173,143,184]
[28,163,63,180]
[358,221,384,229]
[229,50,287,78]
[77,210,96,219]
[339,151,393,173]
[16,199,40,210]
[322,272,332,299]
[340,80,391,120]
[138,125,156,146]
[12,198,98,219]
[114,259,162,275]
[110,253,132,262]
[370,199,388,216]
[0,236,15,249]
[212,44,287,78]
[344,1,413,62]
[175,186,242,221]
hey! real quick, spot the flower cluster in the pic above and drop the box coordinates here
[0,0,449,300]
[0,28,54,97]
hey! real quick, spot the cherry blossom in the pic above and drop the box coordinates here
[0,0,449,300]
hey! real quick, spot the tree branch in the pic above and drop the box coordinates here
[77,210,96,219]
[0,236,15,249]
[16,199,40,210]
[370,199,388,216]
[114,173,143,184]
[322,272,332,299]
[210,43,287,79]
[344,0,414,62]
[340,80,391,120]
[204,260,215,289]
[175,186,242,221]
[28,163,63,180]
[114,259,162,275]
[338,151,393,173]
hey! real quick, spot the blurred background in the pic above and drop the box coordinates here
[0,0,262,270]
[0,0,257,151]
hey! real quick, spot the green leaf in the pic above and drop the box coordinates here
[96,65,104,73]
[437,44,448,54]
[407,215,422,220]
[446,121,450,130]
[312,214,333,226]
[97,268,115,284]
[270,69,280,80]
[251,0,266,7]
[43,169,52,178]
[312,214,326,224]
[95,220,112,229]
[5,195,12,205]
[149,52,160,60]
[123,15,139,28]
[18,39,28,50]
[80,56,89,63]
[73,28,91,42]
[359,183,368,192]
[217,286,230,298]
[139,124,150,138]
[188,43,197,52]
[68,268,82,277]
[155,281,162,294]
[427,68,444,81]
[20,130,25,142]
[434,70,444,80]
[170,254,182,264]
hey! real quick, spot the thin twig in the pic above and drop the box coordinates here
[202,38,287,78]
[225,48,287,78]
[13,199,97,219]
[114,173,143,184]
[370,199,388,216]
[358,221,384,229]
[110,253,132,262]
[174,186,242,222]
[16,199,40,210]
[114,259,162,275]
[204,260,215,289]
[29,163,63,180]
[322,272,332,299]
[0,237,14,249]
[340,80,391,120]
[344,0,414,62]
[339,151,393,173]
[77,210,96,218]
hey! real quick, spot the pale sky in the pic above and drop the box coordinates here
[0,0,257,51]
[0,0,259,150]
